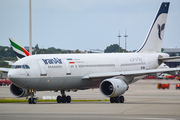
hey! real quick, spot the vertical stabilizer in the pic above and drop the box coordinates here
[136,2,170,53]
[9,38,29,59]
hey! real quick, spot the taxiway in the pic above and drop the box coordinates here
[0,79,180,120]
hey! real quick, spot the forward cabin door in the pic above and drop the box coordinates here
[37,60,47,76]
[64,60,71,75]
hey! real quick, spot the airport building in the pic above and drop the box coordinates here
[163,48,180,68]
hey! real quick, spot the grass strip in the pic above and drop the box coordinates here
[0,98,109,103]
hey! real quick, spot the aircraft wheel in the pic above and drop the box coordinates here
[115,96,120,103]
[28,98,32,104]
[57,95,62,103]
[66,96,71,103]
[110,97,115,103]
[120,96,124,103]
[33,98,37,104]
[62,95,67,103]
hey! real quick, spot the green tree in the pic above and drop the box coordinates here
[104,44,120,53]
[35,44,39,50]
[75,49,81,53]
[104,44,129,53]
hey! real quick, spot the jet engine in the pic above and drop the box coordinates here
[10,84,30,97]
[100,78,128,97]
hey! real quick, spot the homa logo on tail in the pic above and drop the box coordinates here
[157,23,165,40]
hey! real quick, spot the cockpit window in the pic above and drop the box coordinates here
[25,65,30,69]
[22,65,26,69]
[11,64,30,69]
[11,65,15,69]
[15,65,21,69]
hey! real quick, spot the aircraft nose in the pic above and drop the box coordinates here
[8,69,36,89]
[8,69,23,84]
[8,70,12,79]
[8,69,18,79]
[8,69,17,82]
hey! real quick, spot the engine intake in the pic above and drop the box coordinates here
[10,84,30,97]
[100,78,128,97]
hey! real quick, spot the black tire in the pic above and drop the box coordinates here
[28,98,32,104]
[115,97,120,103]
[120,96,124,103]
[57,96,62,103]
[33,98,37,104]
[110,97,115,103]
[66,96,71,103]
[62,95,67,103]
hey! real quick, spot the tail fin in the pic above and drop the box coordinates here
[9,38,29,59]
[136,2,170,53]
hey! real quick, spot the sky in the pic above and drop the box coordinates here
[0,0,180,51]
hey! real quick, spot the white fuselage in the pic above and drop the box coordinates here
[8,52,168,91]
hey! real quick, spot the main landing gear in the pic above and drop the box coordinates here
[110,96,124,103]
[28,90,37,104]
[56,90,71,103]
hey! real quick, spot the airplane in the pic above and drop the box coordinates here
[3,2,180,104]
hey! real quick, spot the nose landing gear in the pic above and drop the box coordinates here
[28,89,37,104]
[56,90,71,103]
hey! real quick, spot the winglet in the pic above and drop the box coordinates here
[9,38,29,59]
[136,2,170,53]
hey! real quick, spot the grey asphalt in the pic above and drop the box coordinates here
[0,79,180,120]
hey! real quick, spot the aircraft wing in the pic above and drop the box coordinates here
[4,61,15,65]
[0,68,10,73]
[82,68,180,80]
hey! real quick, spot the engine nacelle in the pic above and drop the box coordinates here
[100,78,128,97]
[10,84,30,97]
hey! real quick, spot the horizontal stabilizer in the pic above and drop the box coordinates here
[159,56,180,62]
